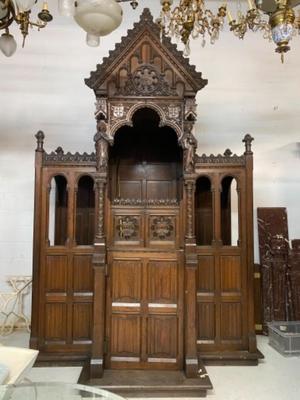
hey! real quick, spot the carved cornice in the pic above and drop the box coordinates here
[85,8,207,94]
[43,151,96,166]
[112,198,179,206]
[195,152,245,166]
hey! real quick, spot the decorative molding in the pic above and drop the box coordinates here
[112,198,179,206]
[150,216,175,240]
[195,152,245,165]
[43,151,96,165]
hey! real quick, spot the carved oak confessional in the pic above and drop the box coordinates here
[30,9,259,390]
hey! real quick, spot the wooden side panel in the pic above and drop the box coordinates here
[220,256,243,343]
[45,255,68,292]
[147,316,177,359]
[72,303,93,342]
[45,303,67,342]
[220,303,242,341]
[220,255,241,294]
[112,259,142,303]
[197,255,215,293]
[197,256,216,344]
[111,315,141,358]
[73,255,93,293]
[148,260,177,304]
[197,303,215,342]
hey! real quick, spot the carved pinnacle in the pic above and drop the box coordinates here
[35,130,45,152]
[243,134,254,155]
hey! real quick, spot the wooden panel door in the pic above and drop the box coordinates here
[106,252,182,369]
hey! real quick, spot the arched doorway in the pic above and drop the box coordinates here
[105,108,184,370]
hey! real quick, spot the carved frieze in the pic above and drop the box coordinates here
[115,216,139,240]
[112,198,179,206]
[195,151,245,165]
[150,216,175,241]
[43,151,96,165]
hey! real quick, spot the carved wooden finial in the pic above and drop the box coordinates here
[243,134,254,155]
[35,130,45,152]
[224,149,232,157]
[55,146,64,155]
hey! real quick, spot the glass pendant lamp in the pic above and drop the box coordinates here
[0,32,17,56]
[58,0,75,17]
[15,0,36,12]
[74,0,123,47]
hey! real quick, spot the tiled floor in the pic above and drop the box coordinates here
[1,331,300,399]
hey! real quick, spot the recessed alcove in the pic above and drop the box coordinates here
[75,175,95,246]
[48,175,68,246]
[108,108,183,202]
[195,176,213,246]
[221,176,239,246]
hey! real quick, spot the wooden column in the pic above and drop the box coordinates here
[243,134,257,353]
[90,125,109,378]
[30,131,44,350]
[184,177,198,378]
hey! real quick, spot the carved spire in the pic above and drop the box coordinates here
[35,131,44,152]
[243,134,254,155]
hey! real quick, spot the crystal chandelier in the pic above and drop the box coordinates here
[159,0,300,62]
[0,0,138,57]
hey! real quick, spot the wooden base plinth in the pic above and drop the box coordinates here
[200,350,264,366]
[87,370,212,398]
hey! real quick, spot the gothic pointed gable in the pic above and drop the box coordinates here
[85,8,207,98]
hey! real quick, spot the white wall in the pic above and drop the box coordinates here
[0,1,299,318]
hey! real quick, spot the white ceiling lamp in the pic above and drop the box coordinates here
[73,0,123,47]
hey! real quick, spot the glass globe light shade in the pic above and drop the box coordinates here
[0,33,17,57]
[271,23,294,44]
[74,0,122,37]
[58,0,75,17]
[86,32,100,47]
[15,0,36,12]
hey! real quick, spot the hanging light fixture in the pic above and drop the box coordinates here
[0,0,53,56]
[0,0,138,56]
[160,0,300,62]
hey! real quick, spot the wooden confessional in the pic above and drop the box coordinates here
[30,8,259,393]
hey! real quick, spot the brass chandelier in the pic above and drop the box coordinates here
[0,0,299,62]
[159,0,300,62]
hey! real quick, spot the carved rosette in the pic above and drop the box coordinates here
[150,216,175,241]
[116,216,139,240]
[119,65,177,97]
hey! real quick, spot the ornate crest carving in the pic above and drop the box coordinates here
[120,65,176,97]
[150,216,175,241]
[116,216,139,240]
[112,105,125,119]
[168,104,181,120]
